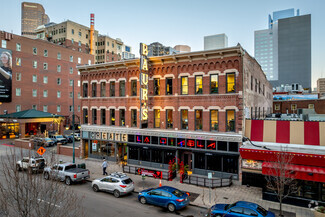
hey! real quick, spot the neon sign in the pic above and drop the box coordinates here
[143,136,150,144]
[196,140,205,149]
[207,141,216,150]
[140,43,149,122]
[186,139,195,148]
[159,137,167,145]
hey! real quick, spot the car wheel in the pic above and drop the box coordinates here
[167,203,176,212]
[139,197,147,204]
[65,177,72,185]
[92,184,99,192]
[16,164,21,171]
[44,172,49,180]
[113,190,120,198]
[216,215,222,217]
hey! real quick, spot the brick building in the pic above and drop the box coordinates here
[273,99,325,114]
[0,31,94,137]
[78,45,272,180]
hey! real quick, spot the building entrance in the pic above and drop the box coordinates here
[181,151,192,171]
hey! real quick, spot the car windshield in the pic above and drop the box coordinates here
[36,159,44,163]
[65,164,77,170]
[225,202,237,210]
[257,206,268,216]
[122,178,132,184]
[56,135,63,138]
[45,138,51,141]
[172,189,184,197]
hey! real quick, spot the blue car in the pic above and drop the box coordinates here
[138,186,190,212]
[210,201,275,217]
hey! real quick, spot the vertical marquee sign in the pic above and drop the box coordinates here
[140,43,149,128]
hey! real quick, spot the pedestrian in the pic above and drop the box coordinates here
[102,158,108,175]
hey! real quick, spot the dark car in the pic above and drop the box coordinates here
[43,138,55,147]
[138,186,190,212]
[210,201,275,217]
[63,135,73,143]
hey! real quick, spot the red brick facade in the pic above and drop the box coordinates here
[273,99,325,114]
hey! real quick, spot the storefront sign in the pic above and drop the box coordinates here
[107,133,128,142]
[177,138,185,147]
[136,135,142,143]
[92,142,97,151]
[207,141,216,150]
[159,137,167,145]
[242,159,262,170]
[186,139,195,148]
[196,140,205,149]
[140,43,149,123]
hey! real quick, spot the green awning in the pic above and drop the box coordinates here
[0,109,63,119]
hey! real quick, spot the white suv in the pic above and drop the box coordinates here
[16,156,46,173]
[92,172,134,198]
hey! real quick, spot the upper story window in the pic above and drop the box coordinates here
[210,74,218,94]
[33,61,37,68]
[92,109,97,125]
[57,91,61,98]
[57,52,61,60]
[210,110,218,131]
[154,78,160,95]
[154,109,160,128]
[43,105,48,112]
[32,47,37,55]
[110,81,115,97]
[70,56,73,62]
[131,80,137,96]
[43,63,48,70]
[43,90,48,97]
[16,58,21,66]
[57,78,61,85]
[166,78,173,95]
[119,81,125,97]
[71,29,74,35]
[78,32,81,37]
[251,76,253,91]
[57,65,61,72]
[16,88,21,96]
[181,110,188,130]
[16,105,21,112]
[195,75,203,94]
[166,109,173,129]
[226,73,235,93]
[1,40,6,48]
[195,110,203,130]
[100,109,106,125]
[100,82,106,97]
[83,83,88,97]
[32,75,37,82]
[226,110,235,132]
[43,76,48,84]
[131,109,137,127]
[78,57,81,64]
[291,104,297,111]
[44,49,48,57]
[181,77,188,95]
[91,83,97,97]
[255,79,258,92]
[83,109,88,124]
[69,67,73,74]
[120,109,125,126]
[110,109,115,126]
[16,73,21,81]
[16,43,21,51]
[308,104,315,109]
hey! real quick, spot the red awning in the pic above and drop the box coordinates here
[262,162,325,182]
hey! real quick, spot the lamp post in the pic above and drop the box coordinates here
[72,80,75,163]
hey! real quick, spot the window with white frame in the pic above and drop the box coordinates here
[43,105,48,112]
[78,57,81,64]
[57,65,61,72]
[69,67,73,74]
[2,40,7,48]
[69,80,73,86]
[44,49,48,57]
[78,80,80,87]
[43,90,48,97]
[16,73,21,81]
[69,56,73,62]
[32,105,37,110]
[57,52,61,60]
[43,63,48,70]
[16,43,21,51]
[43,76,48,84]
[69,92,73,98]
[57,105,61,112]
[32,89,37,97]
[57,78,61,85]
[16,88,21,96]
[32,75,37,82]
[69,105,73,112]
[16,58,21,66]
[33,61,37,68]
[32,47,37,55]
[16,105,21,112]
[57,91,61,98]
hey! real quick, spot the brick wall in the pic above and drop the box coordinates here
[56,143,81,158]
[273,99,325,114]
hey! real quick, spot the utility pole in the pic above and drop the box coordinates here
[72,80,75,163]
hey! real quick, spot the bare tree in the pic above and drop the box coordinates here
[265,146,297,217]
[0,147,84,217]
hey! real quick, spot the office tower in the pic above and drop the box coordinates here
[204,34,228,50]
[21,2,50,38]
[174,45,191,53]
[148,42,177,56]
[255,9,311,90]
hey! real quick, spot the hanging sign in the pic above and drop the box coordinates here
[140,43,149,122]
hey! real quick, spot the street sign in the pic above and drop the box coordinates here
[37,147,46,156]
[208,172,212,179]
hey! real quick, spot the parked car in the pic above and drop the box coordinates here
[43,162,90,185]
[210,201,275,217]
[49,134,68,144]
[92,172,134,198]
[63,135,73,143]
[32,137,44,146]
[138,186,190,212]
[16,156,46,173]
[71,133,80,141]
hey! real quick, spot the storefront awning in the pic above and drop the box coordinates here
[262,162,325,182]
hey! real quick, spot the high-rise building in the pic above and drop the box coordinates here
[204,34,228,50]
[148,42,177,57]
[317,78,325,98]
[174,45,191,53]
[255,9,311,90]
[21,2,50,38]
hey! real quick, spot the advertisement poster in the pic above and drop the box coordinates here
[0,48,12,102]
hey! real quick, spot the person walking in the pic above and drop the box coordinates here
[102,158,108,175]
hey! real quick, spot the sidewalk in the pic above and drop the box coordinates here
[54,154,313,217]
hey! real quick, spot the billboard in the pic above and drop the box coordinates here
[0,48,12,102]
[273,94,318,101]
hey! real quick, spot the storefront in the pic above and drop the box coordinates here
[81,125,241,179]
[240,142,325,207]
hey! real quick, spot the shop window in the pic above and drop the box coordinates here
[120,109,125,126]
[128,135,135,143]
[308,104,314,109]
[129,147,138,160]
[275,104,280,111]
[164,151,175,164]
[166,109,173,129]
[218,141,228,151]
[83,83,88,97]
[152,136,159,145]
[210,110,218,131]
[154,109,160,128]
[100,82,106,97]
[207,155,222,172]
[110,109,115,126]
[152,150,163,163]
[83,109,88,124]
[210,74,218,94]
[110,81,115,97]
[119,81,125,97]
[91,83,97,97]
[195,75,203,94]
[131,80,137,96]
[139,149,150,162]
[181,110,188,130]
[222,156,238,174]
[100,109,106,125]
[226,110,235,132]
[195,110,203,130]
[194,153,205,169]
[92,109,97,124]
[229,142,238,152]
[181,76,188,95]
[226,73,235,93]
[291,104,297,111]
[154,78,160,95]
[166,78,173,95]
[302,181,319,200]
[168,138,176,146]
[131,109,137,127]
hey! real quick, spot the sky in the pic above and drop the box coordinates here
[1,0,324,88]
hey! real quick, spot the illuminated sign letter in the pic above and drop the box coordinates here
[142,108,148,120]
[141,58,148,71]
[141,73,148,85]
[141,88,148,101]
[140,43,148,56]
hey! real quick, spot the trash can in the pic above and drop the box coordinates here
[78,163,86,169]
